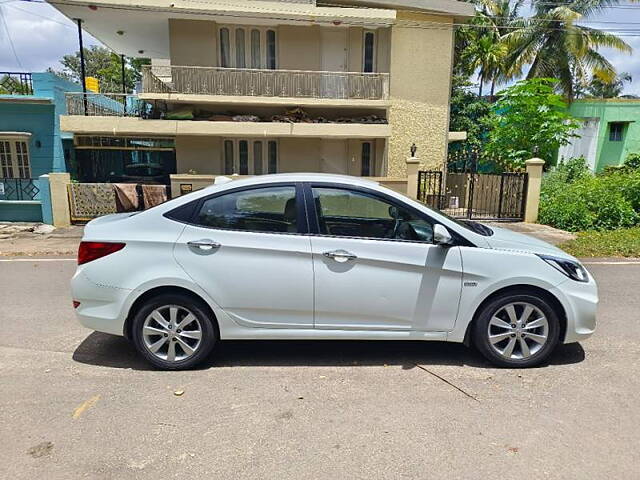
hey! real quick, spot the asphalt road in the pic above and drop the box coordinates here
[1,258,639,479]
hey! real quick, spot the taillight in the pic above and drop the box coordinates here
[73,301,81,309]
[78,241,125,265]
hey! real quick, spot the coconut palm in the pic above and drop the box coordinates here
[587,71,633,98]
[457,0,526,98]
[504,0,633,99]
[475,0,526,95]
[461,33,507,97]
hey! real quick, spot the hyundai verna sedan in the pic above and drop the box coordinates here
[71,174,597,370]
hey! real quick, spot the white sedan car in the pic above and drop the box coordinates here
[71,174,597,369]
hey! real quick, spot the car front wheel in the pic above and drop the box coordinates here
[472,292,561,368]
[131,293,217,370]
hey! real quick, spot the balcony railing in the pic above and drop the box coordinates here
[0,72,33,95]
[142,65,389,100]
[0,178,40,200]
[66,93,151,117]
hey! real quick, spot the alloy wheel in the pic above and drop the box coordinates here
[142,305,203,362]
[487,302,549,360]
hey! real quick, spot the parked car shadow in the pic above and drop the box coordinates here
[72,331,586,371]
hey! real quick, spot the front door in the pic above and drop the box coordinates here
[321,28,348,98]
[308,185,463,331]
[173,183,314,329]
[321,140,349,174]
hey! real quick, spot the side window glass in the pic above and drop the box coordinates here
[313,187,433,242]
[196,186,299,233]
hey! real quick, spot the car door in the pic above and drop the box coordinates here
[173,183,314,329]
[307,184,463,332]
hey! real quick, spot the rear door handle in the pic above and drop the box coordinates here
[187,239,221,251]
[323,249,357,263]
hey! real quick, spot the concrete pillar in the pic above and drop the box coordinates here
[406,156,420,199]
[524,158,545,223]
[38,175,53,225]
[48,172,71,227]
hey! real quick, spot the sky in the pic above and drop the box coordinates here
[0,0,639,95]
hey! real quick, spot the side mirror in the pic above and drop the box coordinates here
[433,224,453,246]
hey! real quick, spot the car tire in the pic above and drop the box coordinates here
[472,292,561,368]
[131,293,217,370]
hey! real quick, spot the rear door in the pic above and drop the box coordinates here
[307,183,463,332]
[173,183,314,329]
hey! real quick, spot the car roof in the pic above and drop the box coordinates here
[204,173,381,190]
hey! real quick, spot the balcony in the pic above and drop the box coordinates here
[141,65,390,101]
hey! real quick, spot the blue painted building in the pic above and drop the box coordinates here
[0,72,81,222]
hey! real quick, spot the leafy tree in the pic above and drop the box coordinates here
[49,46,150,93]
[449,75,492,148]
[504,0,632,99]
[587,72,633,98]
[485,78,581,169]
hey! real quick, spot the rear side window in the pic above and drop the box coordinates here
[195,186,299,233]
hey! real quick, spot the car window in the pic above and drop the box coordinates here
[196,186,299,233]
[312,187,433,242]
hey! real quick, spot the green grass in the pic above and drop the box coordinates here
[559,227,640,258]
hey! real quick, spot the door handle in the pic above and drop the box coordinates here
[187,239,221,251]
[323,249,357,263]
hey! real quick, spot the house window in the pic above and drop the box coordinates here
[251,29,261,69]
[0,138,31,178]
[239,140,249,174]
[224,140,234,174]
[266,30,277,69]
[268,141,277,174]
[360,141,374,176]
[253,141,263,175]
[235,28,246,68]
[363,31,376,73]
[220,28,231,68]
[224,139,278,175]
[219,26,277,69]
[609,122,625,142]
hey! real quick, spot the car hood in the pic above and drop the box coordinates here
[484,225,574,259]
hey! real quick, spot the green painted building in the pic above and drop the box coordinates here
[559,99,640,172]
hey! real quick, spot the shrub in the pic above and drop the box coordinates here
[539,163,640,231]
[540,157,590,204]
[625,152,640,171]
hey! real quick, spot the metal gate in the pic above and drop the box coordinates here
[417,171,528,221]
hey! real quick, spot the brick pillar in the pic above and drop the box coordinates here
[48,173,71,227]
[524,158,545,223]
[405,156,420,199]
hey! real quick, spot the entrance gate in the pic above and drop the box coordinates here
[417,171,528,221]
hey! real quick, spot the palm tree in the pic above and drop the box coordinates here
[587,71,633,98]
[476,0,526,96]
[461,33,507,97]
[504,0,633,99]
[458,0,525,98]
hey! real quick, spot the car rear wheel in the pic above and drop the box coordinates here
[131,293,217,370]
[472,292,560,368]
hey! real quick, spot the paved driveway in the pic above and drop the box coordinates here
[1,258,638,479]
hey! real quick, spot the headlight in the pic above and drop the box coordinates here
[536,254,589,282]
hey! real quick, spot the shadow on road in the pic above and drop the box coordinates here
[72,331,586,371]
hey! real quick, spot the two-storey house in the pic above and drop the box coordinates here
[53,0,473,186]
